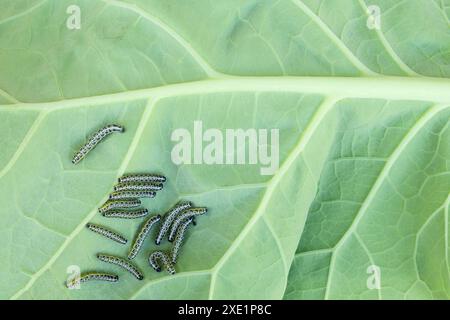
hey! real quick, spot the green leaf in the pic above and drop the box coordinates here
[0,0,449,300]
[284,100,450,300]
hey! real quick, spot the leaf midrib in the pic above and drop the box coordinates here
[2,76,450,110]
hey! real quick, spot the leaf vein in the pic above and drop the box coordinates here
[9,99,156,299]
[324,103,449,299]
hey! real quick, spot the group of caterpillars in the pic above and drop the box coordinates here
[66,172,208,288]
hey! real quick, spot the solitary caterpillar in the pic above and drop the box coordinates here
[155,201,192,245]
[97,254,144,280]
[98,199,141,213]
[171,217,194,264]
[118,174,166,184]
[66,272,119,288]
[114,182,163,192]
[148,251,175,275]
[86,223,127,244]
[72,124,124,164]
[128,214,161,260]
[168,207,208,242]
[109,190,156,200]
[102,208,149,219]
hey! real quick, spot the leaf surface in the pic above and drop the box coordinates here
[0,0,449,299]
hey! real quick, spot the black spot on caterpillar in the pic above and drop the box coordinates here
[155,201,192,245]
[128,214,161,260]
[118,174,166,184]
[171,217,194,265]
[66,272,119,288]
[98,199,141,213]
[114,182,163,192]
[72,124,124,164]
[102,208,149,219]
[86,223,127,244]
[148,251,175,275]
[97,253,144,280]
[168,207,207,242]
[109,190,156,200]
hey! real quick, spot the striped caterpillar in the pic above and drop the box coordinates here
[155,201,192,245]
[86,223,127,244]
[148,251,175,275]
[102,208,149,219]
[114,182,163,192]
[118,174,166,184]
[97,254,144,280]
[171,217,194,264]
[98,199,141,213]
[168,207,207,242]
[128,214,161,260]
[109,190,156,200]
[66,272,119,288]
[72,124,124,164]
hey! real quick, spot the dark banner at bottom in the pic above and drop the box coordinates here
[2,299,447,318]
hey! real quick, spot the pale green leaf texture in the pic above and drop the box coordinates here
[0,0,449,300]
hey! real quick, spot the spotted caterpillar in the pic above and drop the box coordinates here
[86,223,127,244]
[128,215,161,260]
[72,124,124,164]
[155,201,192,245]
[98,199,141,213]
[114,182,163,192]
[109,190,156,200]
[101,208,149,219]
[148,251,175,275]
[118,174,166,184]
[168,207,207,242]
[97,254,144,280]
[66,272,119,288]
[171,217,194,264]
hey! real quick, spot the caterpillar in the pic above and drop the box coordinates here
[148,251,175,275]
[86,223,127,244]
[171,217,194,264]
[168,207,207,242]
[98,199,141,213]
[66,272,119,288]
[72,124,124,164]
[97,253,144,280]
[109,190,156,200]
[118,174,166,184]
[128,214,161,260]
[114,182,163,192]
[155,201,192,245]
[102,208,149,219]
